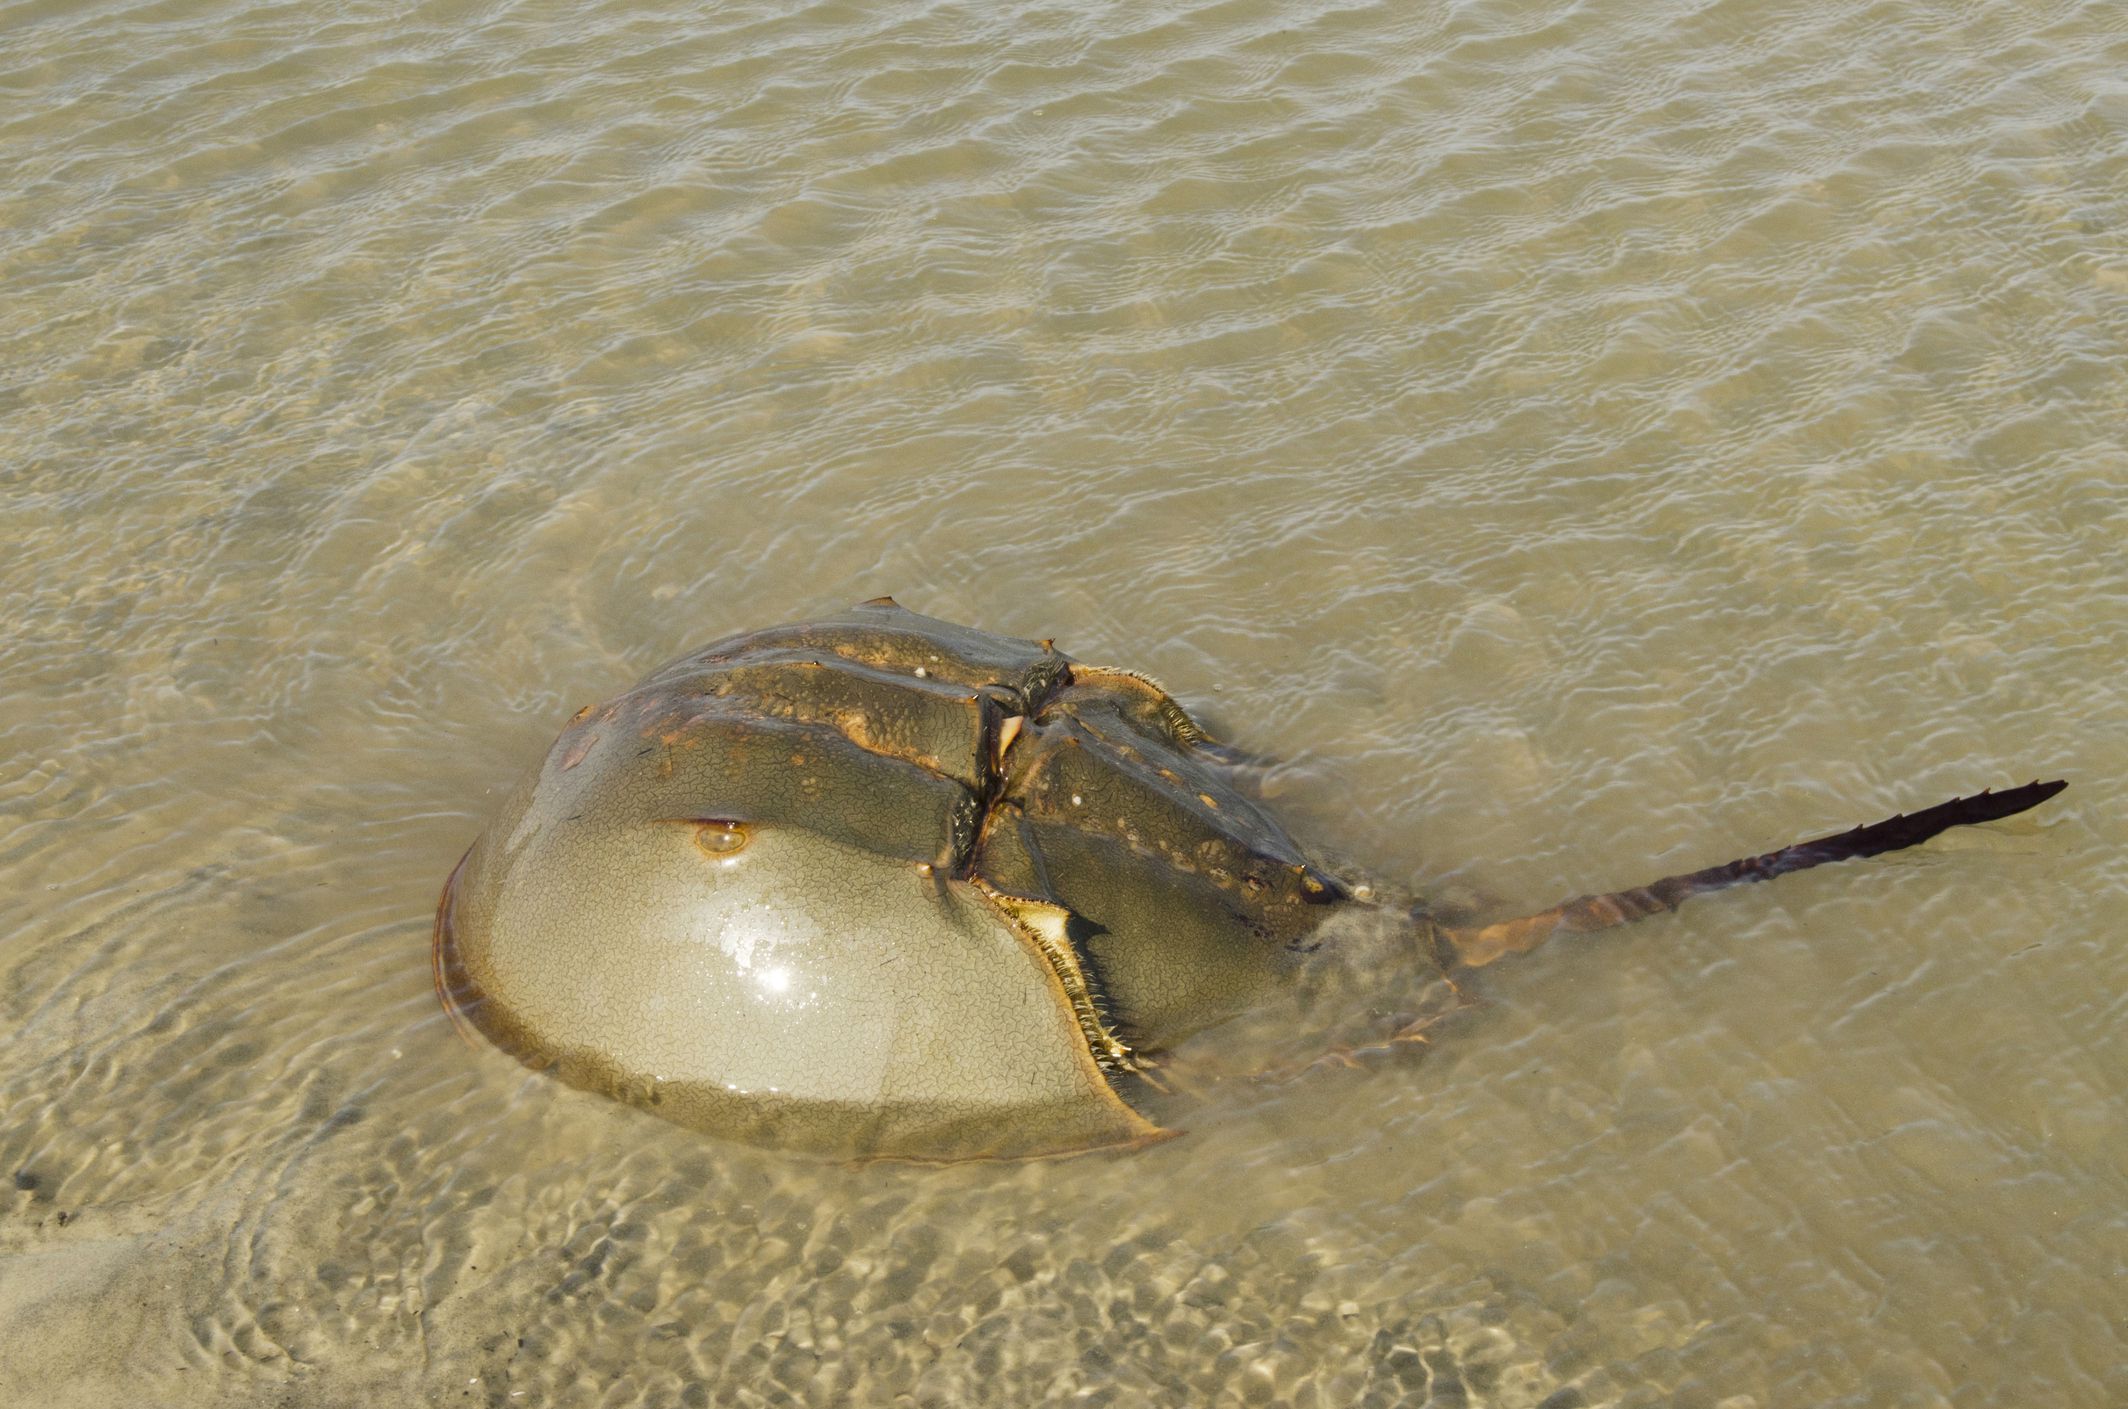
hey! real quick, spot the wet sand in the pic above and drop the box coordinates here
[3,0,2124,1403]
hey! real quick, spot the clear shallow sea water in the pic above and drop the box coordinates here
[2,0,2124,1404]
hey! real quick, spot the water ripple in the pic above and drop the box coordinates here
[2,0,2124,1402]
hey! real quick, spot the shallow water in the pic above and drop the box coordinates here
[3,0,2124,1403]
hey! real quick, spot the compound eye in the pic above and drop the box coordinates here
[692,820,751,857]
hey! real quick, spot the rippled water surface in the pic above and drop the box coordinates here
[4,0,2125,1403]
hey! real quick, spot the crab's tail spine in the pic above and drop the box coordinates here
[1435,778,2067,970]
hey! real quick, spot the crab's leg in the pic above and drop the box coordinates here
[1437,778,2066,969]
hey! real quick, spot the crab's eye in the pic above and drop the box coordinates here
[692,820,751,856]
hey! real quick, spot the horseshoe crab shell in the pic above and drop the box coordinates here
[435,600,1354,1159]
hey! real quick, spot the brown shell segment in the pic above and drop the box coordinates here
[1000,707,1325,914]
[676,653,1001,791]
[547,683,977,871]
[649,599,1070,701]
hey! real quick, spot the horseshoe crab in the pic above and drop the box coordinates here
[434,599,2065,1159]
